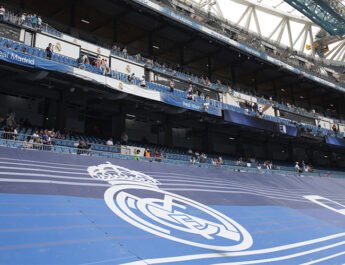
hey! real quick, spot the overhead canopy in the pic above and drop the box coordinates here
[284,0,345,36]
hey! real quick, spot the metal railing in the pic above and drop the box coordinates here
[0,132,343,178]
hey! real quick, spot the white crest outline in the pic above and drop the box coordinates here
[104,183,253,251]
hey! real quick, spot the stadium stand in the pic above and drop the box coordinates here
[0,33,344,140]
[1,0,345,264]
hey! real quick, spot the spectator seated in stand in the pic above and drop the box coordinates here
[100,58,110,76]
[203,101,209,112]
[155,150,163,162]
[41,130,51,145]
[187,84,194,100]
[0,6,5,21]
[127,73,135,84]
[332,123,339,134]
[23,136,33,149]
[199,153,207,163]
[295,162,302,174]
[216,156,223,166]
[256,104,263,117]
[106,138,114,146]
[263,160,272,170]
[190,156,196,165]
[122,47,128,59]
[77,140,90,155]
[305,164,314,173]
[140,76,146,87]
[144,148,151,158]
[134,149,140,161]
[236,157,244,167]
[169,80,175,93]
[81,54,90,64]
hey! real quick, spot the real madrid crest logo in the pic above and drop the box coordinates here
[87,162,253,251]
[55,42,62,52]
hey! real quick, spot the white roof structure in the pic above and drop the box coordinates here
[186,0,345,63]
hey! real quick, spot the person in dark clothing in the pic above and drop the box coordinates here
[46,43,53,59]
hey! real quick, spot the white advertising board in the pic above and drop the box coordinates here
[121,145,145,156]
[110,56,145,78]
[61,34,110,57]
[35,33,80,59]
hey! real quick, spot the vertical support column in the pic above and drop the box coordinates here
[56,91,67,130]
[288,142,294,162]
[307,90,312,108]
[273,80,278,100]
[203,125,213,153]
[273,80,279,116]
[111,108,126,141]
[20,0,25,9]
[148,32,153,57]
[235,138,244,158]
[290,87,295,104]
[164,117,173,147]
[207,57,212,79]
[230,67,236,86]
[179,46,184,71]
[253,73,258,94]
[305,146,313,164]
[69,0,77,34]
[43,98,50,128]
[336,94,344,120]
[43,98,56,128]
[112,19,118,43]
[264,140,271,160]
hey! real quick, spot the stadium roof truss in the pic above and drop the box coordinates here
[180,0,345,63]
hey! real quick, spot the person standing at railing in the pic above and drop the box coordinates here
[134,149,140,161]
[46,43,53,59]
[19,13,26,25]
[0,6,5,21]
[127,73,135,84]
[23,136,34,149]
[31,14,37,28]
[140,76,146,87]
[169,80,175,93]
[122,47,128,59]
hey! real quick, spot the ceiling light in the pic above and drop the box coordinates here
[81,19,90,24]
[126,114,136,118]
[152,45,160,49]
[299,96,304,99]
[229,137,235,140]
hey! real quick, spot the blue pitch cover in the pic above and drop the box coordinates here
[0,146,345,264]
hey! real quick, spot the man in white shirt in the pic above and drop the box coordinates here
[140,76,146,87]
[295,162,301,173]
[37,16,42,29]
[106,138,113,146]
[20,13,26,25]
